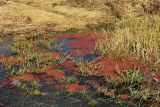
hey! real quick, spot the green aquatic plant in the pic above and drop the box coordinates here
[107,70,160,104]
[1,34,58,75]
[64,77,77,84]
[36,39,56,51]
[81,90,124,106]
[12,80,47,96]
[77,59,104,75]
[120,70,150,86]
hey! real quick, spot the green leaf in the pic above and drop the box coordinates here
[32,89,48,96]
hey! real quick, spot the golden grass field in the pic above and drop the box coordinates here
[0,0,111,36]
[0,0,159,34]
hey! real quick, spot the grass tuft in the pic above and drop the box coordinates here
[96,15,160,65]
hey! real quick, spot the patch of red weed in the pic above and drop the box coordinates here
[11,74,36,81]
[119,94,129,100]
[61,58,79,72]
[58,32,102,56]
[151,72,160,82]
[0,56,25,65]
[0,56,8,62]
[59,32,99,39]
[46,67,65,80]
[67,83,87,92]
[94,57,149,78]
[0,76,11,88]
[54,83,66,89]
[68,36,95,49]
[69,48,92,56]
[43,77,55,82]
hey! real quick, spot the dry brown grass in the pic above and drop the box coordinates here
[94,0,160,66]
[1,0,159,42]
[62,0,106,9]
[105,0,160,19]
[0,0,110,36]
[96,15,160,66]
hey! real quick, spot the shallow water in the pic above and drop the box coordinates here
[0,37,12,57]
[52,37,98,61]
[0,34,139,107]
[0,69,5,81]
[0,45,11,57]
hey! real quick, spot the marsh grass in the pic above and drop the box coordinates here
[12,80,47,95]
[96,15,160,65]
[64,77,77,84]
[2,35,57,75]
[106,70,160,103]
[108,70,151,86]
[36,39,56,51]
[94,2,160,104]
[77,59,104,75]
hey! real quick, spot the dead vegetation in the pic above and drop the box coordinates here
[1,0,159,37]
[0,0,109,37]
[96,0,160,67]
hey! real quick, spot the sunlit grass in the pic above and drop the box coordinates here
[76,59,104,75]
[96,15,160,65]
